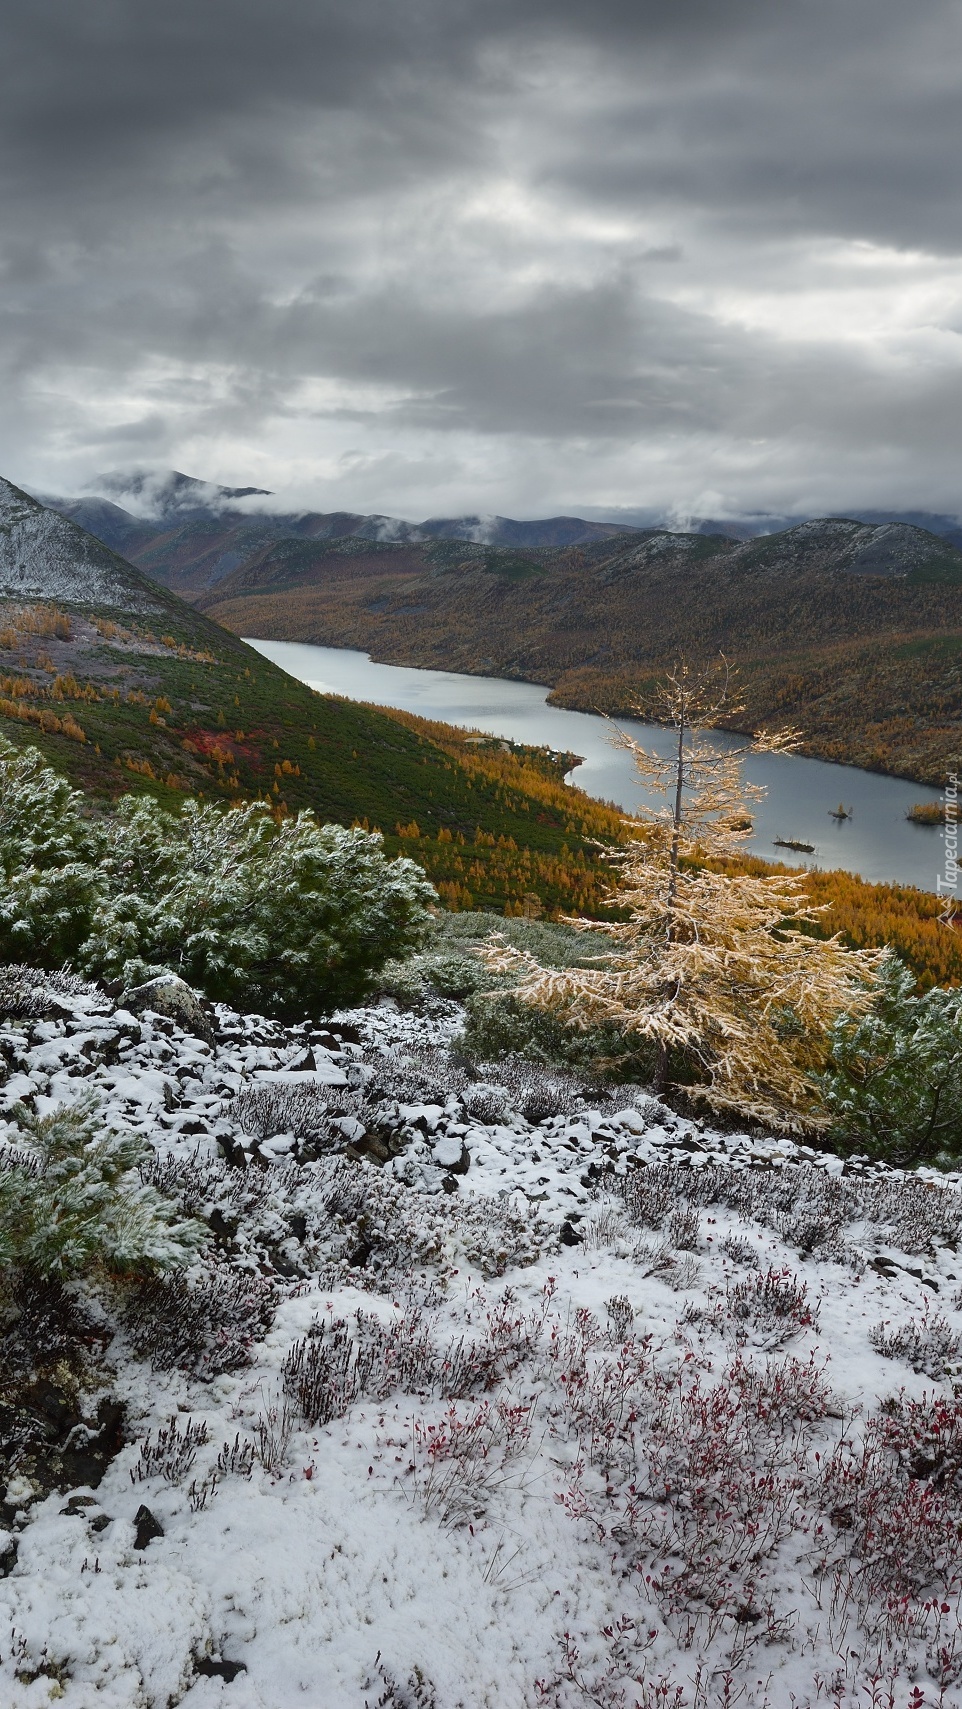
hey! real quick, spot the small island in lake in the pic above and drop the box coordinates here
[906,802,943,826]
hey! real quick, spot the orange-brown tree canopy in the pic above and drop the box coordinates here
[477,661,883,1131]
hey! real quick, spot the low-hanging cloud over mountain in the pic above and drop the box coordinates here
[2,0,961,521]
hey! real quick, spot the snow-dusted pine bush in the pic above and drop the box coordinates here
[0,1094,205,1280]
[0,738,435,1016]
[0,739,98,966]
[823,952,962,1163]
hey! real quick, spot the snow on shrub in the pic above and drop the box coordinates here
[813,1393,962,1624]
[0,738,436,1017]
[723,1267,820,1347]
[120,1264,278,1378]
[403,1396,537,1527]
[284,1284,557,1429]
[140,1148,552,1284]
[0,1094,205,1280]
[227,1082,342,1150]
[619,1159,962,1262]
[869,1311,962,1379]
[0,962,97,1020]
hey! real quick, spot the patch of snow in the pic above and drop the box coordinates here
[2,988,962,1706]
[0,476,168,612]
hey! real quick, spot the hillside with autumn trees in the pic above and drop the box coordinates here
[1,476,960,991]
[193,518,962,787]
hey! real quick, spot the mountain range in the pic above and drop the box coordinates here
[37,469,643,600]
[37,468,962,601]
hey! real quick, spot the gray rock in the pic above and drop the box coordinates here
[121,976,214,1045]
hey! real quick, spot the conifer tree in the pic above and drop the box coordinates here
[823,953,962,1162]
[0,1095,205,1279]
[478,662,882,1130]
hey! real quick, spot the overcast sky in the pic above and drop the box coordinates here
[2,0,961,521]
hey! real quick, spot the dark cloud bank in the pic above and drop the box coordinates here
[2,0,961,520]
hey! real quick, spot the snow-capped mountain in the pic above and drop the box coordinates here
[0,477,170,613]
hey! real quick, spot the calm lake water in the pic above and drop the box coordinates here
[248,638,949,895]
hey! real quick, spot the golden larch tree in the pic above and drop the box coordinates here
[478,662,883,1131]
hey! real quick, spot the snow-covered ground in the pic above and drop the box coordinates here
[0,478,166,612]
[2,983,962,1708]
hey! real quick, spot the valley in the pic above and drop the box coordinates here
[44,475,962,788]
[188,520,962,788]
[3,476,962,985]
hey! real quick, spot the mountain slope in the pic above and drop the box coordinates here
[0,477,629,916]
[194,518,962,785]
[0,479,179,613]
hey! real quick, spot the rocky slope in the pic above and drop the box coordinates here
[0,479,177,615]
[2,968,962,1706]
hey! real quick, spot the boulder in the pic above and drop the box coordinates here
[121,975,214,1045]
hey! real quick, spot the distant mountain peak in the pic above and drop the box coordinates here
[0,476,169,612]
[91,467,273,519]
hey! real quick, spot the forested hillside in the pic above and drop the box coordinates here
[0,478,629,916]
[193,520,962,786]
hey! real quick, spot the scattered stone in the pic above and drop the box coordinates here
[195,1656,248,1682]
[133,1505,164,1550]
[122,975,215,1045]
[432,1133,470,1172]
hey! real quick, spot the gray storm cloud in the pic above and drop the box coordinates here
[1,0,961,518]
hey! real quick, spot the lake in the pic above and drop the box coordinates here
[247,638,949,895]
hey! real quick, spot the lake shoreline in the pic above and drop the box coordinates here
[246,637,948,895]
[339,640,953,791]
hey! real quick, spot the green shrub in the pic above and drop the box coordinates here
[459,991,658,1083]
[83,796,436,1017]
[439,910,655,1081]
[0,1096,205,1280]
[433,909,602,970]
[0,741,98,965]
[0,739,436,1018]
[377,948,490,1005]
[822,954,962,1164]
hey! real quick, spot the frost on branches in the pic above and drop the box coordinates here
[478,662,881,1130]
[0,736,436,1018]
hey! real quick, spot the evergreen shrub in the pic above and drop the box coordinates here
[0,737,435,1018]
[822,953,962,1164]
[0,1096,205,1281]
